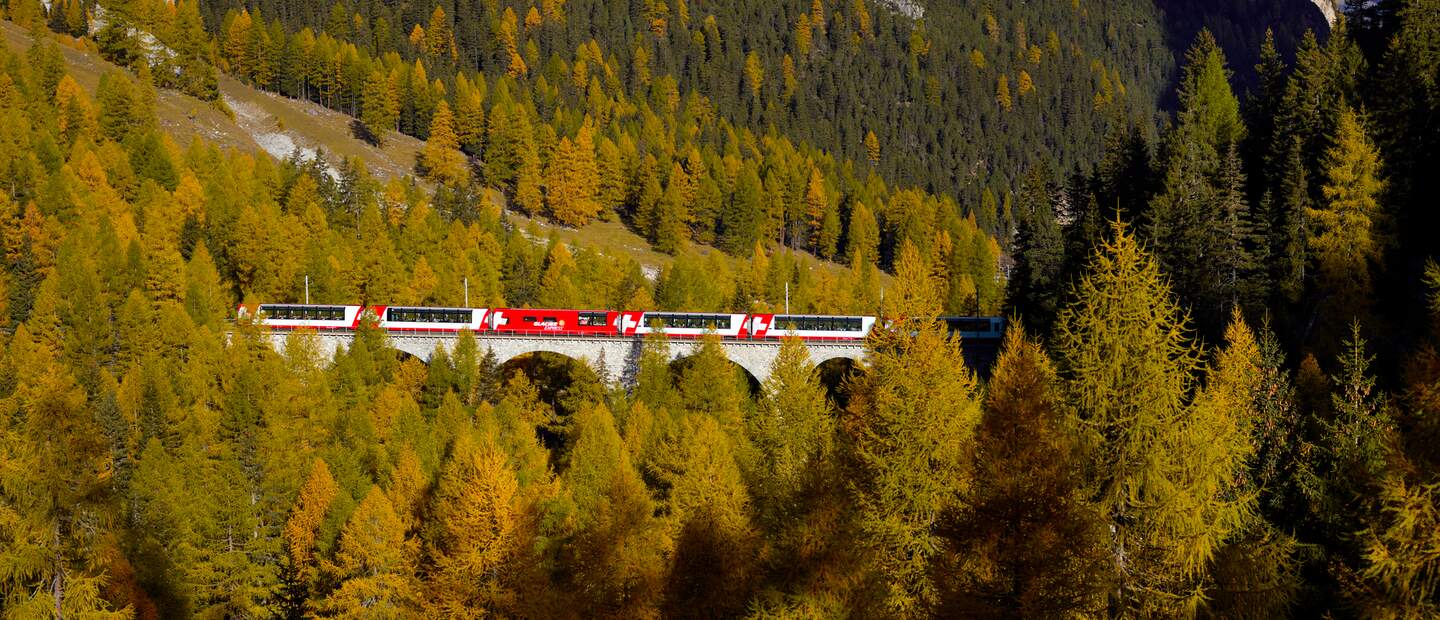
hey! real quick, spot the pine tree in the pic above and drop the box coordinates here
[1298,323,1396,548]
[1006,171,1064,331]
[1146,28,1247,334]
[1271,136,1310,305]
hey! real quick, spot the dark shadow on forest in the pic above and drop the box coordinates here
[350,118,381,146]
[1154,0,1329,105]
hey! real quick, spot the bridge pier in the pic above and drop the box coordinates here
[264,332,868,386]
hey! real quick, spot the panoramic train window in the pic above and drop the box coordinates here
[261,305,346,321]
[647,314,732,329]
[387,308,472,323]
[775,316,864,332]
[578,312,608,326]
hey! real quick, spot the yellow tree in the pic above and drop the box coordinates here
[745,51,764,99]
[996,74,1013,112]
[889,239,940,318]
[803,167,827,252]
[537,242,580,308]
[560,402,669,617]
[864,130,880,165]
[420,101,467,187]
[425,432,522,616]
[935,326,1113,617]
[499,8,527,77]
[662,415,760,617]
[1198,310,1298,616]
[55,75,97,145]
[316,486,419,617]
[1309,106,1386,342]
[1055,223,1251,615]
[284,458,340,573]
[543,125,602,226]
[795,13,813,57]
[844,311,983,616]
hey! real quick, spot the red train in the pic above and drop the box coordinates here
[237,304,908,341]
[238,304,1010,343]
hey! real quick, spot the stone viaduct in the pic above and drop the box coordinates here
[264,331,869,385]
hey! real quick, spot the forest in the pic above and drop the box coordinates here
[0,0,1439,617]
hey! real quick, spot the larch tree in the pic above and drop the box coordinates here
[361,69,399,144]
[749,336,834,527]
[419,101,467,187]
[0,323,127,618]
[544,124,602,226]
[662,414,760,617]
[888,239,940,318]
[316,486,419,617]
[559,402,669,618]
[842,312,983,616]
[425,431,522,616]
[1309,106,1386,343]
[536,241,580,308]
[745,51,765,99]
[935,326,1113,618]
[1054,222,1248,615]
[1194,311,1298,615]
[284,458,340,576]
[865,131,881,165]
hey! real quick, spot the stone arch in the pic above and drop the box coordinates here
[667,350,763,396]
[815,356,864,410]
[478,337,637,386]
[387,335,441,363]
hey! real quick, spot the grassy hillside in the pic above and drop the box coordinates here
[0,20,424,177]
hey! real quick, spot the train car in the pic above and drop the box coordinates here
[940,316,1006,340]
[375,306,488,332]
[631,312,749,339]
[746,314,877,340]
[487,308,626,336]
[239,304,366,330]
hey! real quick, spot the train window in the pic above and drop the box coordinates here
[523,316,537,323]
[261,305,346,321]
[579,312,607,327]
[387,308,471,323]
[773,315,865,332]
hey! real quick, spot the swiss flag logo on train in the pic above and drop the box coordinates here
[618,312,644,335]
[750,314,775,338]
